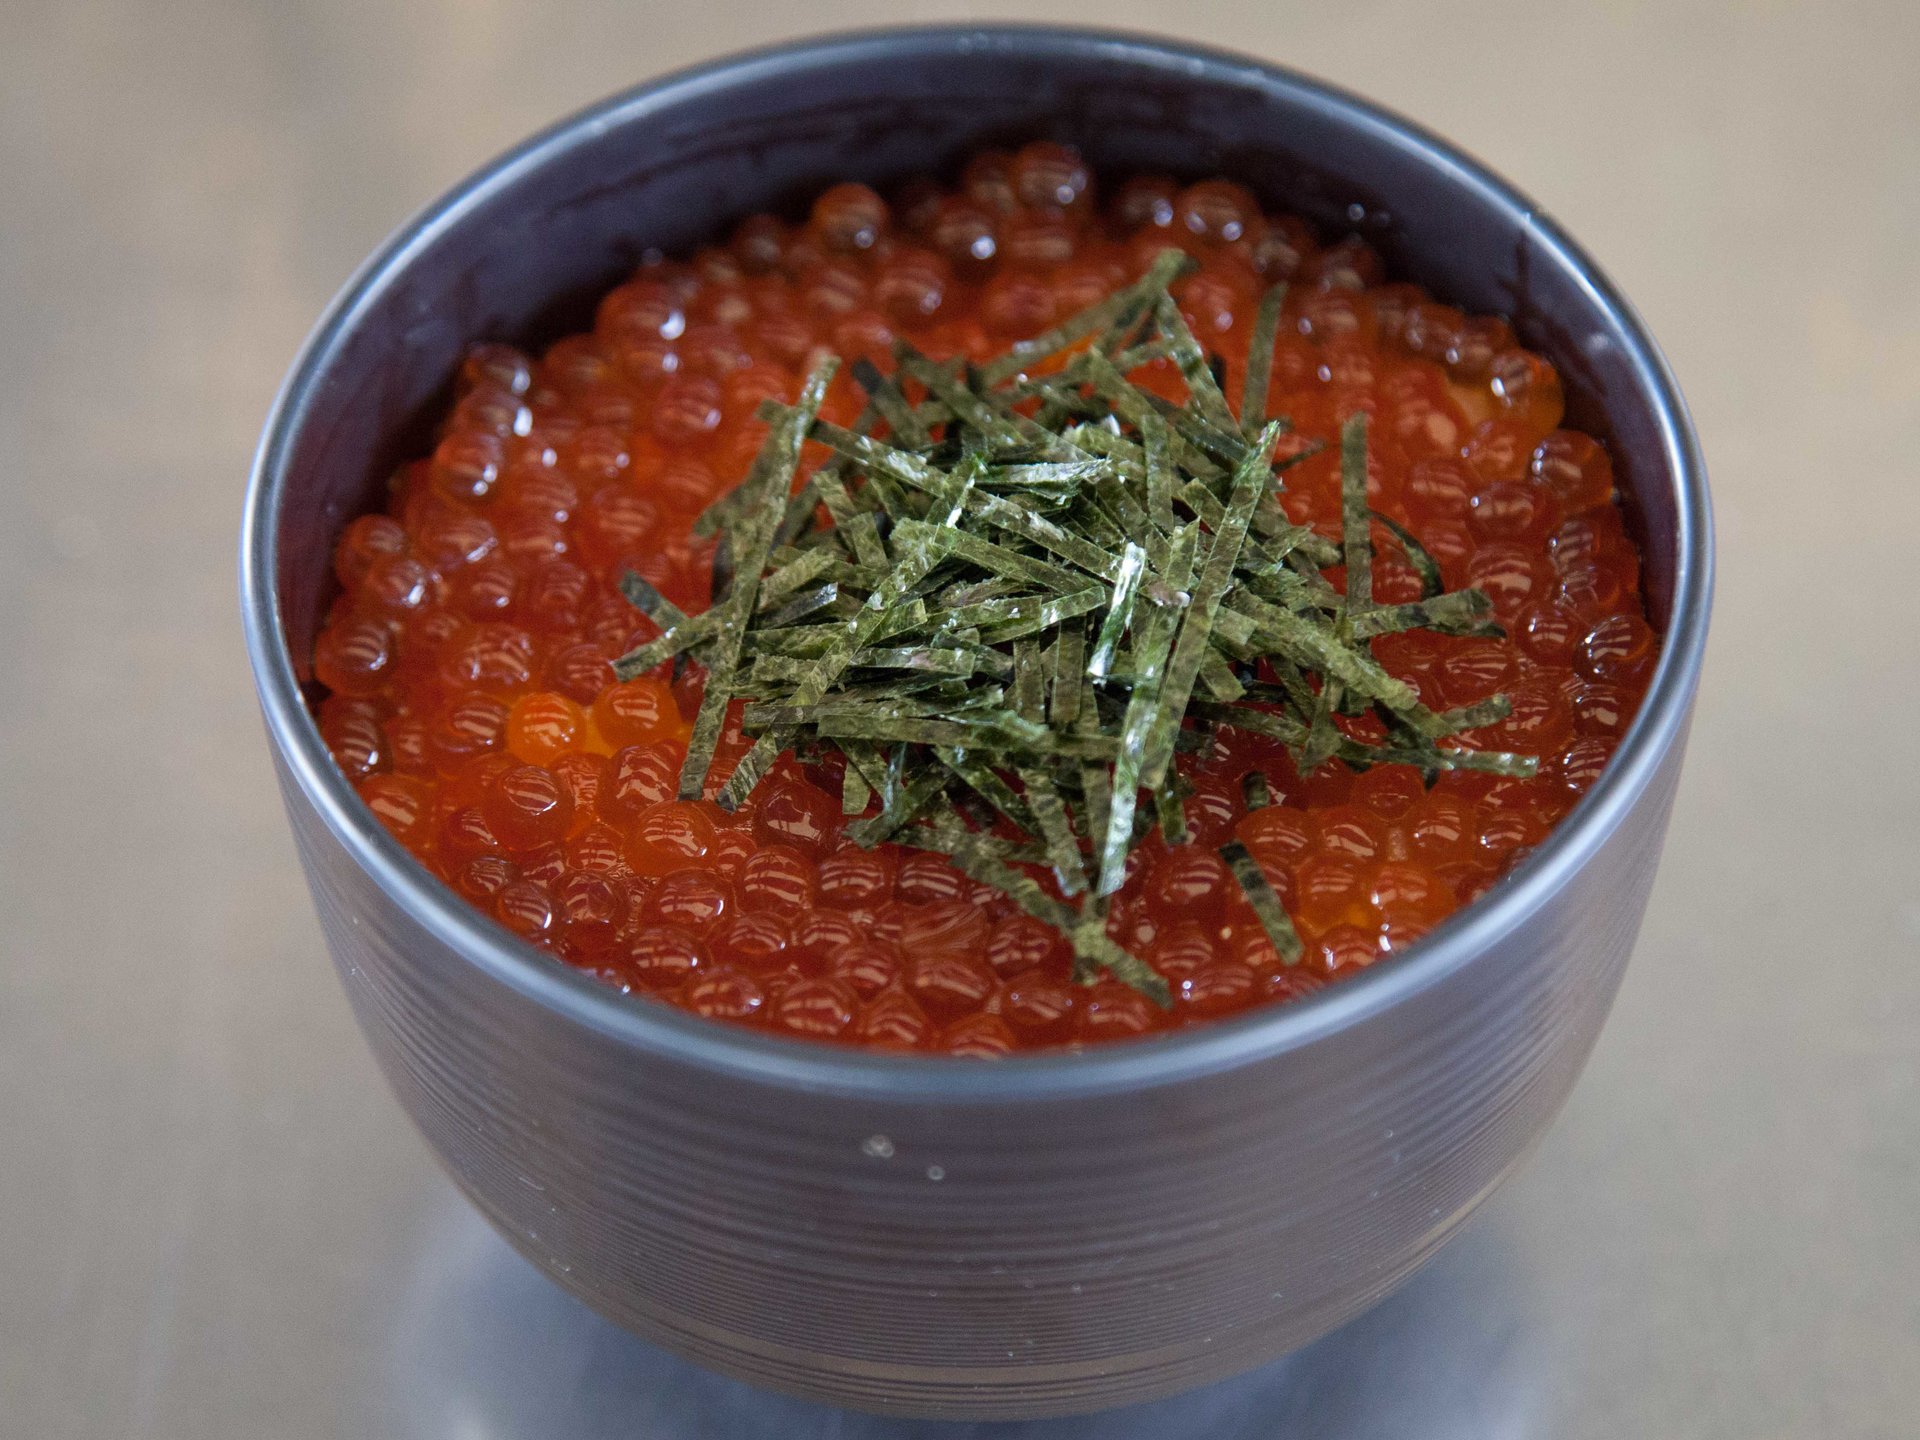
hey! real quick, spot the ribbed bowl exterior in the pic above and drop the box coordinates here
[242,28,1711,1419]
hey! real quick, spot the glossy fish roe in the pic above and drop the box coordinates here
[310,143,1656,1053]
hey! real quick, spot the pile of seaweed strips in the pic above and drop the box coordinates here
[614,250,1537,1004]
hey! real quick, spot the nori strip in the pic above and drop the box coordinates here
[897,520,1084,593]
[849,356,933,449]
[1242,770,1272,810]
[1301,677,1345,772]
[1049,620,1087,730]
[617,569,690,632]
[1196,648,1247,702]
[1339,412,1374,616]
[933,747,1036,834]
[1070,916,1171,1007]
[1153,292,1238,434]
[978,596,1108,646]
[1142,409,1176,532]
[678,357,838,801]
[975,246,1190,386]
[1087,541,1146,680]
[1225,591,1421,712]
[967,490,1137,587]
[1097,523,1196,897]
[897,350,1088,463]
[1220,840,1303,964]
[797,711,1121,760]
[1240,283,1287,438]
[1349,588,1496,639]
[1141,422,1282,789]
[845,768,948,846]
[611,609,720,681]
[841,762,871,817]
[1019,766,1087,896]
[1374,511,1445,600]
[758,581,848,629]
[770,476,825,549]
[1155,781,1190,846]
[1010,639,1046,725]
[755,545,844,607]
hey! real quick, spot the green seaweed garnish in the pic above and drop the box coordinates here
[1220,840,1303,965]
[1098,522,1195,897]
[617,569,689,633]
[1087,542,1146,679]
[1240,284,1287,440]
[840,760,871,817]
[1374,511,1447,600]
[625,254,1539,1004]
[976,246,1190,387]
[1339,412,1375,618]
[677,356,837,802]
[1141,423,1281,790]
[1242,770,1272,811]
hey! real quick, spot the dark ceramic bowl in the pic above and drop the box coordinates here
[240,25,1711,1420]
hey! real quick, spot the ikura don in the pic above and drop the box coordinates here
[309,142,1657,1055]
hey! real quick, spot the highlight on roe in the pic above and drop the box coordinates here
[308,141,1656,1054]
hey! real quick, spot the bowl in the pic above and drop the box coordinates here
[239,24,1712,1420]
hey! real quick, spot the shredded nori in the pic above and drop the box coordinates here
[1241,284,1288,440]
[618,254,1538,1002]
[1221,839,1303,966]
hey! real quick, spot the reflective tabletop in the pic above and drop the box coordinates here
[2,2,1915,1436]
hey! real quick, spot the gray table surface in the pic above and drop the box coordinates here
[4,2,1916,1436]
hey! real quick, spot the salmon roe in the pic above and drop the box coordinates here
[311,144,1655,1053]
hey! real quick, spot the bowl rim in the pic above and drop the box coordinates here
[240,21,1712,1104]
